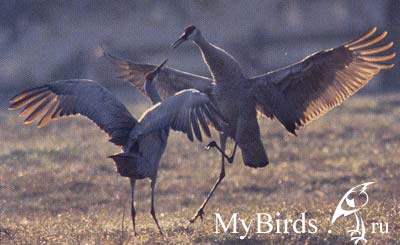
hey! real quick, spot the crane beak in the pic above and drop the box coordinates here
[154,59,168,74]
[171,33,187,49]
[145,59,168,84]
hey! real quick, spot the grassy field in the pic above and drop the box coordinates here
[1,92,400,244]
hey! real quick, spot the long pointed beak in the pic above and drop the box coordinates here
[154,59,168,74]
[171,33,187,49]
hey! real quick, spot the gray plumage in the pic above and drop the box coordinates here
[8,60,225,235]
[108,26,395,223]
[9,79,136,146]
[106,52,213,99]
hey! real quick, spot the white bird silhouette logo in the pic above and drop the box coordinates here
[331,182,374,244]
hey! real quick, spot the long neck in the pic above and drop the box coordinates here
[145,80,162,104]
[194,34,245,83]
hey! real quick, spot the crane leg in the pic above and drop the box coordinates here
[206,140,238,163]
[129,178,137,236]
[190,133,228,223]
[150,178,163,235]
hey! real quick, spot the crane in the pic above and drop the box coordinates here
[8,60,226,235]
[107,26,395,223]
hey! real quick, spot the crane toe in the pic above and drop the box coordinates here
[205,141,217,150]
[189,208,205,223]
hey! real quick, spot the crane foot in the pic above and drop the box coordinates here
[205,141,237,164]
[205,141,217,150]
[189,208,205,223]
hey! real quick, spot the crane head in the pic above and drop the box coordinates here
[145,59,168,82]
[144,59,168,101]
[171,25,198,49]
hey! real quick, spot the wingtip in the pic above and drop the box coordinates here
[8,97,27,110]
[23,120,32,125]
[345,26,380,48]
[386,63,395,69]
[9,91,27,103]
[387,41,394,49]
[9,93,24,103]
[37,119,50,128]
[381,31,388,39]
[9,97,18,104]
[349,29,389,51]
[7,105,17,111]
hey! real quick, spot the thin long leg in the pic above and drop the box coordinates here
[190,133,228,223]
[150,178,163,235]
[129,178,137,236]
[206,141,238,163]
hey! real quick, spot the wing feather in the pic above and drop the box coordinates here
[135,89,226,141]
[9,79,137,146]
[196,107,211,138]
[185,109,194,141]
[24,95,56,124]
[251,27,395,134]
[105,52,214,99]
[202,104,223,132]
[37,100,59,128]
[190,108,203,141]
[10,85,48,103]
[19,92,53,116]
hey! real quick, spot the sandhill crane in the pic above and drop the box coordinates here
[170,26,395,221]
[8,60,225,235]
[108,26,395,223]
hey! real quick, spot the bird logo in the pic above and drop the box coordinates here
[331,182,374,244]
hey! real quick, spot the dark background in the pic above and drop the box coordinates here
[0,0,398,95]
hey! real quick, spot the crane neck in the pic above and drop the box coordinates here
[144,80,162,104]
[193,35,245,83]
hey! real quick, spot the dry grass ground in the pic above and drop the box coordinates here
[1,92,400,244]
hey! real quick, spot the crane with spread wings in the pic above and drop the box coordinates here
[8,60,226,235]
[107,27,395,223]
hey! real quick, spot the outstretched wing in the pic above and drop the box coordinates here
[135,89,226,142]
[105,52,214,99]
[9,79,137,146]
[251,27,395,134]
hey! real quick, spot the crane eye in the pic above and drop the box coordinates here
[184,25,196,35]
